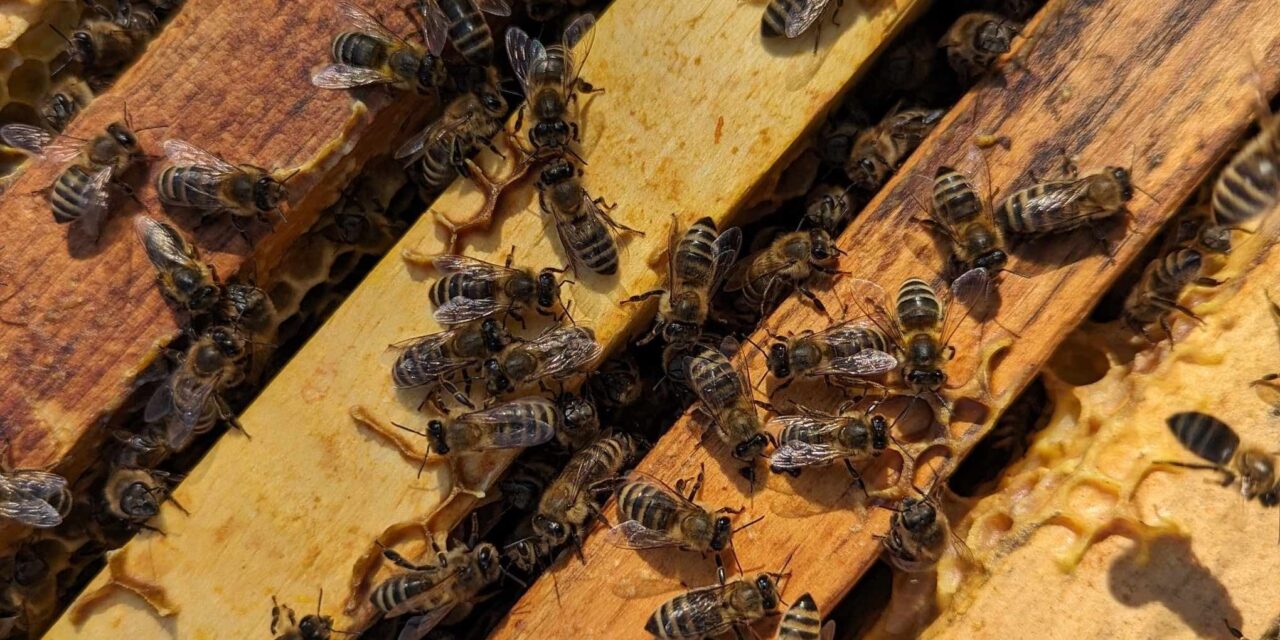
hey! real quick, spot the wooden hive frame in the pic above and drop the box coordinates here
[37,0,934,636]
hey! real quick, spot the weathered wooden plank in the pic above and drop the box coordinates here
[41,0,929,636]
[490,1,1280,638]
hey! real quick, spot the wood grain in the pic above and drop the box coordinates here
[0,0,428,488]
[40,0,928,636]
[490,1,1280,638]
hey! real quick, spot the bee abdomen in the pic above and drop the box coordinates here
[761,0,795,37]
[430,274,495,308]
[933,170,982,223]
[778,422,828,446]
[443,0,493,64]
[1152,248,1203,293]
[1167,411,1239,466]
[688,351,741,409]
[416,141,459,191]
[370,574,426,613]
[566,216,619,275]
[997,183,1066,234]
[1212,133,1280,226]
[332,31,387,67]
[618,482,679,530]
[895,278,942,330]
[51,165,97,223]
[392,343,446,389]
[778,593,823,640]
[647,594,722,639]
[675,217,719,284]
[157,166,225,210]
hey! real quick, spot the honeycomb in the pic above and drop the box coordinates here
[0,0,82,177]
[859,205,1280,638]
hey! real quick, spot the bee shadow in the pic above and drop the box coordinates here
[1107,535,1242,639]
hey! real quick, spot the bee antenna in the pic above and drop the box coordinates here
[732,514,764,533]
[315,587,324,617]
[390,421,428,437]
[499,564,528,589]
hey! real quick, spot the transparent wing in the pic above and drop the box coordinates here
[0,496,64,528]
[710,226,743,292]
[390,330,475,377]
[77,166,115,240]
[338,0,397,41]
[1017,180,1091,221]
[395,605,454,638]
[0,124,57,158]
[460,398,558,448]
[134,216,195,271]
[505,27,537,95]
[144,383,174,423]
[770,441,846,470]
[810,349,899,378]
[769,414,842,439]
[806,319,880,344]
[311,64,391,89]
[396,109,471,161]
[416,0,449,56]
[721,252,753,293]
[433,296,503,324]
[783,0,831,38]
[170,374,219,433]
[604,520,681,550]
[461,397,556,424]
[432,254,512,278]
[527,327,601,379]
[473,0,510,17]
[3,470,68,498]
[950,267,996,320]
[821,621,836,640]
[562,13,596,88]
[843,278,905,348]
[1253,378,1280,413]
[162,139,236,174]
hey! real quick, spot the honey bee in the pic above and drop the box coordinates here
[0,459,71,529]
[499,453,559,513]
[156,139,290,228]
[312,1,448,95]
[762,320,897,392]
[848,277,967,404]
[401,397,560,468]
[39,77,94,132]
[101,466,182,528]
[925,148,1012,300]
[768,403,890,479]
[724,229,843,317]
[222,282,277,339]
[530,433,638,552]
[607,467,751,582]
[846,106,944,192]
[881,489,968,572]
[1121,247,1221,341]
[623,216,742,345]
[134,216,221,314]
[482,325,601,397]
[776,593,834,640]
[270,591,340,640]
[145,326,247,449]
[995,165,1134,236]
[803,183,856,235]
[1,120,146,239]
[507,14,597,155]
[816,119,862,168]
[63,6,152,80]
[685,340,774,477]
[417,0,510,66]
[537,158,642,276]
[424,253,568,325]
[761,0,835,39]
[389,318,512,392]
[396,69,507,194]
[1163,411,1279,507]
[1212,97,1280,227]
[645,569,787,639]
[369,541,501,635]
[553,391,600,450]
[586,353,643,411]
[939,12,1021,83]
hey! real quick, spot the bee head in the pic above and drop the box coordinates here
[870,415,889,451]
[120,481,160,521]
[255,175,286,213]
[661,320,699,345]
[974,249,1008,273]
[709,516,733,551]
[209,326,246,360]
[71,30,96,64]
[483,359,510,395]
[808,229,837,262]
[977,18,1017,55]
[766,342,791,379]
[426,420,448,455]
[756,574,779,610]
[176,269,220,312]
[531,120,571,149]
[1199,225,1232,254]
[106,123,138,151]
[732,432,771,462]
[12,546,48,588]
[535,269,562,308]
[477,84,507,117]
[1238,450,1276,501]
[532,514,569,545]
[899,497,936,532]
[298,614,333,640]
[906,366,945,392]
[481,318,511,352]
[415,55,445,93]
[558,393,598,435]
[1108,166,1134,201]
[538,160,576,188]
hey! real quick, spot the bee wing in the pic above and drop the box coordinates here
[76,166,115,240]
[161,139,236,174]
[561,13,596,88]
[0,495,64,528]
[811,349,899,378]
[394,121,440,161]
[782,0,831,38]
[432,254,511,278]
[337,0,397,41]
[806,319,876,344]
[604,520,681,550]
[389,330,475,377]
[769,414,842,438]
[721,252,753,293]
[710,226,743,293]
[0,124,76,162]
[950,267,996,321]
[170,373,219,434]
[311,64,392,89]
[144,382,174,423]
[821,621,837,640]
[433,296,503,324]
[3,471,68,500]
[528,327,601,379]
[505,27,539,96]
[458,398,558,449]
[397,605,456,640]
[415,0,449,56]
[1253,378,1280,413]
[842,278,905,348]
[770,441,846,470]
[473,0,511,17]
[133,216,193,271]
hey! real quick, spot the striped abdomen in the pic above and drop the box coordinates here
[441,0,492,65]
[1167,411,1239,466]
[157,166,225,211]
[762,0,805,37]
[777,420,834,446]
[933,167,982,224]
[646,587,729,639]
[687,347,744,411]
[416,138,460,191]
[1150,248,1203,296]
[777,593,823,640]
[1212,133,1280,226]
[370,573,435,614]
[895,277,942,332]
[996,181,1076,234]
[564,434,636,487]
[332,31,387,68]
[617,480,681,531]
[430,273,497,308]
[51,165,102,224]
[558,207,619,275]
[673,217,718,290]
[825,326,891,360]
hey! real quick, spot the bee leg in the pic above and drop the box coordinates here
[1195,277,1223,287]
[843,459,869,497]
[620,289,663,305]
[795,285,831,318]
[687,463,706,501]
[380,547,434,572]
[1153,460,1236,487]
